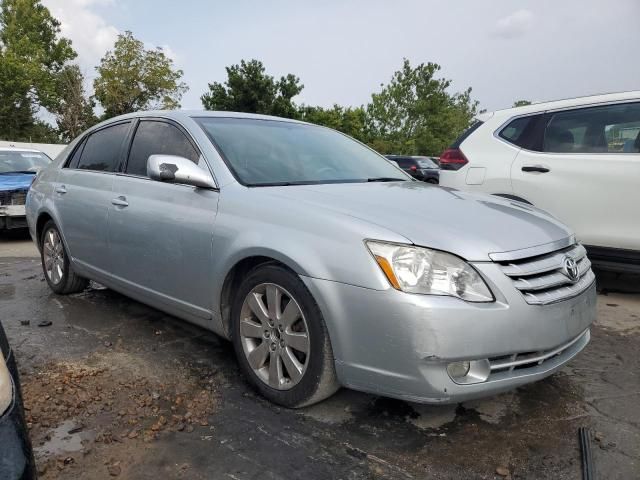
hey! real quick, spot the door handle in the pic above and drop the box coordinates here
[55,185,67,194]
[521,165,550,173]
[111,196,129,207]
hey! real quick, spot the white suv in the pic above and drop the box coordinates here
[439,91,640,273]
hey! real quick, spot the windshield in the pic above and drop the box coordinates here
[196,117,409,186]
[0,151,51,173]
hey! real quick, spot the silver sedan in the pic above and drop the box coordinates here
[26,111,596,407]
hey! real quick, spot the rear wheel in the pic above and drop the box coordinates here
[231,264,338,407]
[40,220,88,294]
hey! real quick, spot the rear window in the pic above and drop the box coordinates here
[450,120,483,148]
[416,158,438,169]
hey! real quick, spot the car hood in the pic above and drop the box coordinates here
[261,181,572,261]
[0,173,33,192]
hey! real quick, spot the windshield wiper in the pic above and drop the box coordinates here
[366,177,408,182]
[0,170,37,175]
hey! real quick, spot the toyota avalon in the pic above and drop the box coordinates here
[26,111,596,407]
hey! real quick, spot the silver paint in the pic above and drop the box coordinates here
[26,110,597,404]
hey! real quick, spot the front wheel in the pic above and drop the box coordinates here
[40,220,88,294]
[231,264,338,407]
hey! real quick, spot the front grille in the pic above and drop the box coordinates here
[0,191,27,206]
[489,329,589,374]
[11,192,26,205]
[498,243,595,305]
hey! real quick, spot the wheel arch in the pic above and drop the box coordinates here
[35,211,55,248]
[217,253,302,338]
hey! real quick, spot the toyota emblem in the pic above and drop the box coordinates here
[562,256,580,283]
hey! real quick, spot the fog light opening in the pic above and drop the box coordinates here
[447,361,471,379]
[447,359,491,385]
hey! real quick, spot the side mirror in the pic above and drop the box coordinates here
[147,155,216,189]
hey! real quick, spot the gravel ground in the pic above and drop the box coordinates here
[0,234,638,479]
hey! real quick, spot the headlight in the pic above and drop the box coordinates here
[0,354,12,415]
[366,241,494,302]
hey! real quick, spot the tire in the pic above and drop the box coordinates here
[426,178,438,184]
[231,264,339,408]
[40,220,88,294]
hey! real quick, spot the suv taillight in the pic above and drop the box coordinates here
[439,148,468,171]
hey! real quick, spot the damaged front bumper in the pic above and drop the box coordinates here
[302,261,596,404]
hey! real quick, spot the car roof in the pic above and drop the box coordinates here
[486,90,640,121]
[90,110,310,130]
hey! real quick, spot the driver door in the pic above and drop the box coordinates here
[107,119,219,319]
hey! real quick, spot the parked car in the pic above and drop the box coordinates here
[0,148,51,230]
[0,321,36,479]
[385,155,439,183]
[27,111,595,407]
[438,91,640,273]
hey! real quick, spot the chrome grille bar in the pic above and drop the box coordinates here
[501,244,587,277]
[512,257,591,291]
[497,243,594,305]
[490,329,589,371]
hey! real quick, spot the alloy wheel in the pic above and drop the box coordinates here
[239,283,310,390]
[43,228,64,285]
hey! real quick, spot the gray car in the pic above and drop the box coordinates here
[26,111,596,407]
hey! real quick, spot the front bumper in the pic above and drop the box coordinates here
[0,205,27,230]
[302,263,596,404]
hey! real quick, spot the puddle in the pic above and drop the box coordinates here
[409,404,457,430]
[34,420,92,457]
[462,392,520,425]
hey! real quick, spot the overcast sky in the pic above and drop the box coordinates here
[42,0,640,113]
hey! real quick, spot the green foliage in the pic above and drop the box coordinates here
[51,65,97,141]
[298,104,368,142]
[513,99,532,107]
[94,31,187,119]
[366,59,478,156]
[201,59,303,118]
[0,0,75,140]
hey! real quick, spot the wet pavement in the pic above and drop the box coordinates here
[0,235,639,479]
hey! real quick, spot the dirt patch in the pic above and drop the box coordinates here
[22,351,219,478]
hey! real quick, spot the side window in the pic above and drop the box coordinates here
[498,114,544,149]
[126,121,200,177]
[77,122,130,172]
[544,102,640,154]
[65,137,87,169]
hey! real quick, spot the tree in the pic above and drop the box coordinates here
[298,104,367,142]
[201,59,303,118]
[0,0,76,140]
[513,99,532,107]
[51,65,97,141]
[366,59,478,156]
[94,31,187,119]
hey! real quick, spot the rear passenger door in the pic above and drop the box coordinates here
[511,102,640,250]
[54,121,131,273]
[107,119,219,319]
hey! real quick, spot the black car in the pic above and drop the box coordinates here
[385,155,439,184]
[0,321,36,479]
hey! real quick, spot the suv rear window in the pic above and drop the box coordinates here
[450,120,483,148]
